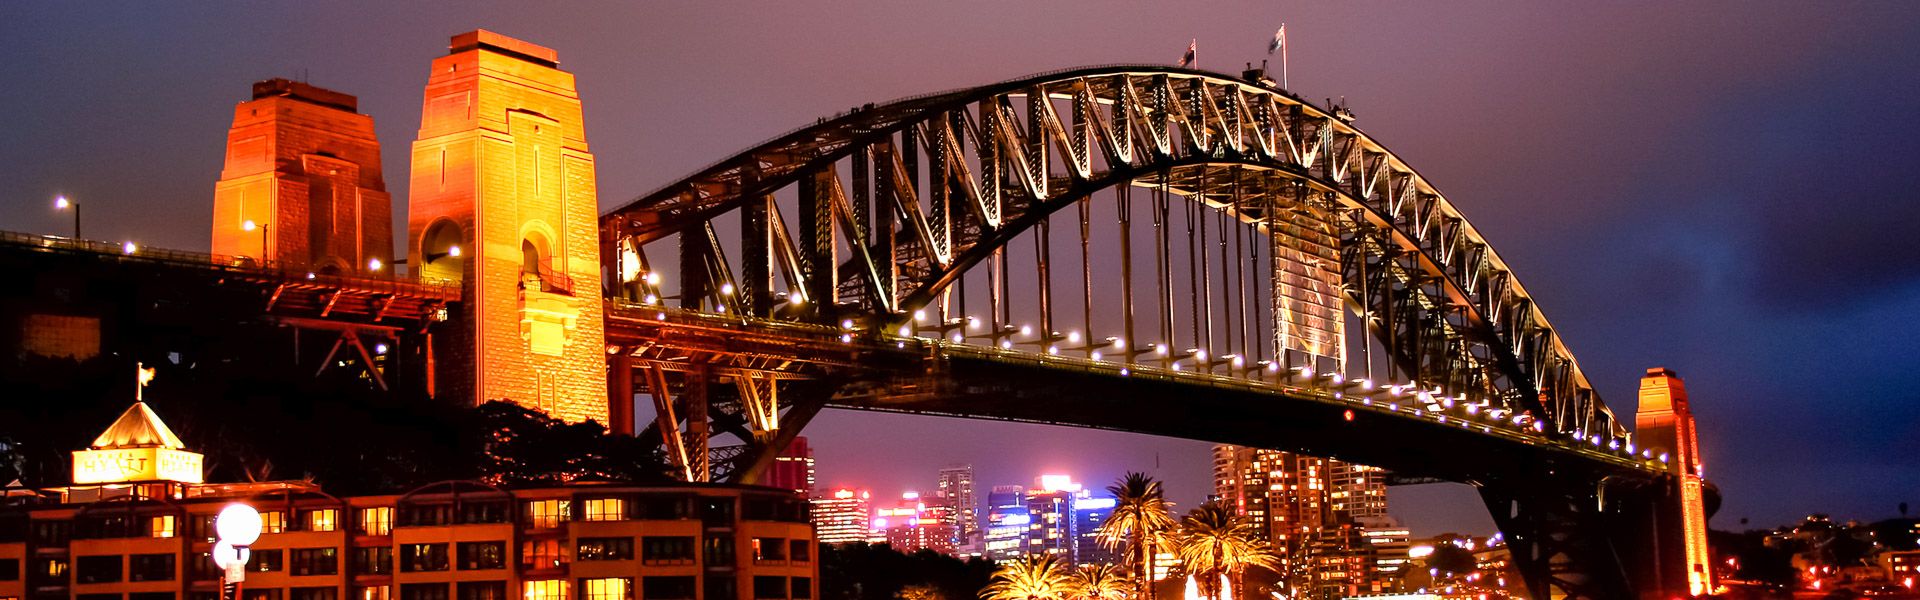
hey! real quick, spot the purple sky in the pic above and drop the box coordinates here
[3,2,1917,536]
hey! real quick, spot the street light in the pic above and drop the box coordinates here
[214,503,261,600]
[241,220,268,261]
[54,195,79,239]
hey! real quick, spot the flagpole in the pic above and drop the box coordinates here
[1282,27,1290,89]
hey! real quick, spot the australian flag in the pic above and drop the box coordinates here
[1178,39,1196,68]
[1269,25,1286,55]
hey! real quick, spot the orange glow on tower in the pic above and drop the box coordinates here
[212,79,392,272]
[407,30,607,423]
[1638,367,1712,596]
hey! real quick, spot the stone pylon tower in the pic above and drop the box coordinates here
[212,79,392,273]
[1636,367,1712,596]
[406,30,607,424]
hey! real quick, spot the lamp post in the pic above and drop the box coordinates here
[54,195,79,239]
[242,220,268,262]
[214,503,262,600]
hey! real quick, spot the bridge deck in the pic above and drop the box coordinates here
[0,231,459,323]
[604,303,1666,484]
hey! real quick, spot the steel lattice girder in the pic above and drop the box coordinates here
[601,65,1625,442]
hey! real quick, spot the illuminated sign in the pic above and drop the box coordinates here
[1076,497,1117,510]
[72,447,204,484]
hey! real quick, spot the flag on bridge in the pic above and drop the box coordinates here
[1178,39,1197,68]
[1269,25,1286,55]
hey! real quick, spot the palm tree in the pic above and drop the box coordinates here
[982,555,1080,600]
[1097,472,1179,600]
[1175,502,1281,600]
[1070,564,1133,600]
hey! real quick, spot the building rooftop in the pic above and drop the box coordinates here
[90,401,186,450]
[450,29,559,67]
[250,78,358,112]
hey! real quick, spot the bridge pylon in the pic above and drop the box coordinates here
[405,30,609,425]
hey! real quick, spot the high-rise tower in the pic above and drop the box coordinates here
[937,464,978,549]
[1636,368,1712,595]
[212,79,392,273]
[406,30,608,423]
[765,436,816,495]
[1212,446,1395,596]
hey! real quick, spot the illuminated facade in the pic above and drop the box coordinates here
[70,402,203,488]
[982,486,1028,562]
[2,408,815,600]
[1636,367,1712,596]
[211,79,392,273]
[872,493,955,556]
[763,438,814,496]
[933,465,975,552]
[0,482,816,600]
[975,477,1112,565]
[1356,517,1412,584]
[808,489,871,545]
[406,30,608,424]
[1211,446,1394,595]
[1886,550,1919,587]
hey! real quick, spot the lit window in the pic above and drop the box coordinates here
[359,507,393,536]
[306,510,338,532]
[582,578,630,600]
[583,498,625,522]
[521,539,564,570]
[149,515,176,539]
[523,580,566,600]
[524,500,569,529]
[261,511,287,534]
[357,586,390,600]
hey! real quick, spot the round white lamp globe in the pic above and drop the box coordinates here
[210,540,251,570]
[216,503,263,546]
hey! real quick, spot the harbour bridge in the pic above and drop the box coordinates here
[594,65,1704,599]
[1,34,1712,600]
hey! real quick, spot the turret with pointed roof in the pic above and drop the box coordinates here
[72,400,203,485]
[90,401,188,450]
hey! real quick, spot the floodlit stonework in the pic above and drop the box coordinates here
[212,79,393,273]
[406,30,608,424]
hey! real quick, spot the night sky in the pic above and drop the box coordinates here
[3,2,1916,536]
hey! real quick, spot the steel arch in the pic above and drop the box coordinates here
[601,65,1624,442]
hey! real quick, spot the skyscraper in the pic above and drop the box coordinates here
[984,485,1029,561]
[936,464,977,550]
[1024,477,1081,560]
[812,488,872,545]
[766,436,816,495]
[1213,446,1395,596]
[875,492,957,555]
[978,476,1116,565]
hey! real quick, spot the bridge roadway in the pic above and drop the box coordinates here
[0,230,459,393]
[603,301,1668,486]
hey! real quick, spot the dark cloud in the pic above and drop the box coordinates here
[1747,178,1920,311]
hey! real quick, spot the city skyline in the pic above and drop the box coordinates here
[2,1,1916,541]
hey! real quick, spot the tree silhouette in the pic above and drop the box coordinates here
[1424,544,1477,576]
[818,542,992,600]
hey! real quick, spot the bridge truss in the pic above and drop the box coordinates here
[601,65,1624,441]
[595,66,1685,598]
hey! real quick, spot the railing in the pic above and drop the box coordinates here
[0,230,461,298]
[521,260,574,295]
